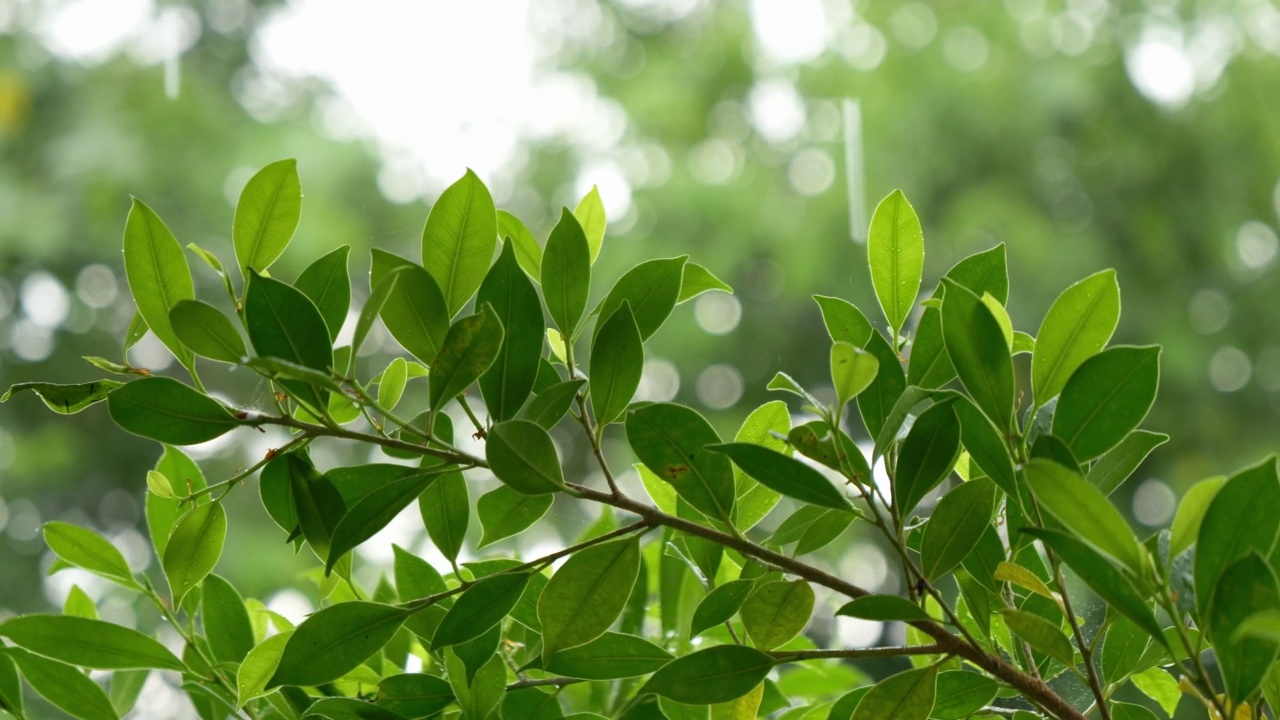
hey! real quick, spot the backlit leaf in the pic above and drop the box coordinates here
[477,485,554,548]
[930,671,998,720]
[0,615,183,670]
[709,443,851,511]
[295,245,351,342]
[2,380,122,415]
[432,571,532,649]
[641,645,774,705]
[162,502,226,607]
[627,403,735,523]
[233,159,301,281]
[691,580,756,639]
[498,209,542,281]
[678,263,733,303]
[920,478,996,580]
[1086,430,1168,496]
[1025,458,1144,573]
[421,169,497,317]
[830,342,879,406]
[376,673,455,717]
[1052,345,1160,461]
[109,378,240,446]
[486,419,566,495]
[370,249,450,365]
[203,573,255,665]
[546,632,674,680]
[740,580,814,651]
[1001,609,1074,667]
[850,664,938,720]
[327,469,443,574]
[574,184,607,264]
[591,301,644,426]
[867,189,924,338]
[939,278,1014,433]
[1032,269,1120,406]
[597,256,687,341]
[1195,456,1280,617]
[8,648,119,720]
[169,300,246,363]
[42,521,136,590]
[542,208,592,337]
[245,271,333,412]
[269,602,409,688]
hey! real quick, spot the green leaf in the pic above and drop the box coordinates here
[477,486,554,548]
[63,584,97,619]
[691,580,756,638]
[327,469,443,574]
[162,501,227,607]
[1130,668,1181,718]
[939,278,1014,433]
[1194,456,1280,616]
[1100,617,1150,685]
[245,271,334,412]
[420,169,497,317]
[169,299,246,363]
[597,256,687,341]
[708,443,851,511]
[122,198,195,368]
[953,397,1016,497]
[1234,609,1280,643]
[678,263,733,303]
[235,630,291,707]
[830,342,879,406]
[1169,475,1226,558]
[1001,609,1074,667]
[1204,553,1280,703]
[233,159,301,282]
[370,250,450,365]
[930,671,998,720]
[0,615,182,670]
[478,238,545,421]
[908,307,954,389]
[788,421,873,487]
[1021,528,1164,643]
[376,673,456,717]
[445,648,505,720]
[1086,430,1169,496]
[419,465,467,564]
[2,380,122,415]
[1024,458,1144,572]
[546,632,674,680]
[498,209,543,281]
[432,571,532,649]
[269,602,409,688]
[1031,269,1120,406]
[203,574,255,665]
[574,184,607,264]
[946,244,1010,303]
[1108,702,1158,720]
[377,357,408,411]
[994,560,1058,603]
[540,537,641,660]
[835,595,933,623]
[7,648,119,720]
[867,189,924,338]
[486,419,566,495]
[920,478,997,580]
[627,403,735,523]
[850,664,938,720]
[295,245,352,342]
[893,400,961,517]
[146,446,205,557]
[429,303,504,411]
[302,697,408,719]
[591,302,644,425]
[857,331,908,440]
[641,645,775,705]
[740,580,814,651]
[393,544,447,600]
[522,378,587,430]
[542,208,592,337]
[41,521,136,589]
[1051,346,1161,460]
[732,401,791,531]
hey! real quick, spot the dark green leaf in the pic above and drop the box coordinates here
[122,198,195,368]
[486,419,566,495]
[542,208,592,336]
[327,469,443,573]
[1032,269,1120,406]
[295,245,352,342]
[836,595,933,623]
[597,256,687,341]
[203,574,255,664]
[1052,345,1161,461]
[521,379,586,430]
[0,615,182,670]
[574,184,607,264]
[429,303,504,411]
[393,544,448,600]
[1002,609,1075,667]
[7,648,119,720]
[930,671,998,720]
[0,648,23,719]
[498,209,542,281]
[641,645,774,705]
[2,380,123,415]
[233,159,301,281]
[162,502,227,607]
[691,580,756,639]
[303,697,408,719]
[478,485,554,548]
[708,443,851,511]
[788,421,873,487]
[478,238,545,421]
[1086,430,1168,496]
[591,301,644,425]
[124,310,149,352]
[867,189,924,338]
[1205,553,1280,703]
[953,397,1016,497]
[921,478,997,580]
[290,454,346,558]
[740,580,814,651]
[349,265,399,373]
[1196,456,1280,616]
[546,632,674,680]
[445,649,505,720]
[677,263,733,303]
[627,403,735,523]
[42,521,136,589]
[370,249,450,365]
[893,400,961,517]
[850,664,938,720]
[419,471,468,564]
[432,571,532,649]
[421,169,497,317]
[376,673,455,717]
[108,376,240,445]
[269,602,409,688]
[939,278,1014,433]
[540,537,641,659]
[245,271,333,411]
[814,295,873,346]
[856,331,907,440]
[169,300,247,363]
[908,307,954,389]
[945,244,1009,303]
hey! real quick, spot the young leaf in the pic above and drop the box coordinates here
[740,579,814,651]
[691,579,756,639]
[41,521,136,589]
[591,301,644,426]
[640,645,774,705]
[994,562,1058,603]
[378,357,409,411]
[1024,458,1144,573]
[539,537,641,660]
[850,664,938,720]
[1051,346,1161,461]
[0,615,183,670]
[1194,456,1280,617]
[477,238,545,421]
[370,249,450,365]
[1032,269,1120,406]
[892,400,961,517]
[1130,667,1180,717]
[294,245,351,342]
[574,184,607,264]
[235,630,292,707]
[432,571,532,649]
[596,256,687,341]
[419,471,468,565]
[628,403,736,523]
[939,278,1014,433]
[7,648,119,720]
[477,485,554,548]
[233,159,301,282]
[268,602,409,688]
[1204,553,1280,703]
[244,271,334,411]
[835,595,933,623]
[1169,475,1226,557]
[2,380,122,415]
[377,673,456,717]
[732,401,790,531]
[203,573,255,665]
[169,299,246,364]
[708,443,851,511]
[546,632,674,679]
[1086,430,1169,496]
[429,303,504,411]
[521,378,587,430]
[867,189,924,339]
[677,262,733,303]
[830,342,879,406]
[122,198,195,369]
[486,419,566,495]
[147,446,206,557]
[421,169,497,317]
[445,648,506,720]
[931,671,999,720]
[327,469,443,574]
[920,478,997,581]
[542,208,592,337]
[1001,609,1075,667]
[162,501,227,607]
[498,209,543,281]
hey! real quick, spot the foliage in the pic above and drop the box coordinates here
[2,161,1277,720]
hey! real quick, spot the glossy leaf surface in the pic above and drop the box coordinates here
[123,198,195,368]
[0,615,183,670]
[162,501,227,607]
[477,238,544,420]
[1024,458,1144,572]
[486,419,566,494]
[867,189,924,338]
[1032,269,1120,405]
[1052,345,1160,460]
[545,632,674,680]
[641,645,774,705]
[269,602,409,688]
[429,303,504,411]
[542,208,592,336]
[539,537,641,659]
[233,159,301,281]
[709,443,851,511]
[591,301,644,425]
[295,245,351,342]
[421,169,497,317]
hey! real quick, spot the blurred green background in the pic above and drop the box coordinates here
[1,0,1278,702]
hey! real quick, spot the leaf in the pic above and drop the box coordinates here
[233,159,301,282]
[893,400,961,517]
[478,238,545,421]
[478,485,554,548]
[429,303,504,411]
[203,574,255,665]
[857,331,907,440]
[930,671,998,720]
[236,630,292,707]
[946,244,1009,303]
[0,615,182,671]
[122,198,195,368]
[162,501,227,607]
[2,380,122,415]
[349,266,399,373]
[146,446,206,557]
[109,380,240,448]
[245,271,334,412]
[169,299,246,363]
[850,664,938,720]
[678,263,733,303]
[41,521,136,589]
[830,342,879,406]
[835,595,933,623]
[432,571,532,649]
[1204,553,1280,703]
[732,401,790,531]
[1100,617,1150,685]
[867,189,924,338]
[295,245,352,342]
[486,419,566,495]
[327,469,443,574]
[1108,702,1158,720]
[627,403,735,523]
[1130,667,1180,717]
[597,256,687,341]
[302,697,409,719]
[546,632,674,680]
[641,645,775,705]
[953,397,1016,497]
[393,544,447,600]
[540,537,641,660]
[542,208,592,336]
[740,580,814,651]
[908,307,954,390]
[376,673,456,717]
[370,250,450,365]
[939,278,1014,433]
[498,209,543,281]
[7,648,119,720]
[420,169,497,317]
[521,378,587,430]
[1031,269,1120,406]
[419,471,468,564]
[591,301,645,425]
[788,421,872,487]
[708,443,851,511]
[1169,475,1226,557]
[1025,458,1144,573]
[1001,609,1074,667]
[1051,346,1161,461]
[1086,430,1169,496]
[269,602,409,688]
[377,357,408,411]
[920,478,997,580]
[445,649,505,720]
[691,580,756,638]
[994,562,1058,603]
[574,184,607,264]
